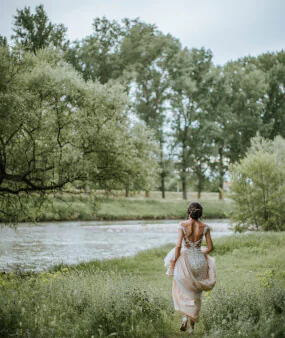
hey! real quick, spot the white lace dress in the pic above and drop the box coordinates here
[164,225,216,322]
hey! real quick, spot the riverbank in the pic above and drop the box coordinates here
[23,192,228,222]
[1,233,284,337]
[0,219,232,271]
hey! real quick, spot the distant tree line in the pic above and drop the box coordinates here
[1,5,285,223]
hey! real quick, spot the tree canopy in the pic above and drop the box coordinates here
[12,4,69,54]
[2,4,285,220]
[0,46,158,222]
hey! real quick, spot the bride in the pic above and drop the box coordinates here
[164,202,216,334]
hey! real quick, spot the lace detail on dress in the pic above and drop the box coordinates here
[178,224,210,281]
[178,225,209,248]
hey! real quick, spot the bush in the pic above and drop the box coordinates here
[201,283,285,337]
[228,135,285,231]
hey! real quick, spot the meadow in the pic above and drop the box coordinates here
[23,191,228,222]
[1,232,285,337]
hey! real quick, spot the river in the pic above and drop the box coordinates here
[0,219,233,271]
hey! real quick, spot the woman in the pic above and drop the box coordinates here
[164,202,216,334]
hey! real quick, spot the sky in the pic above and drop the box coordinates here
[0,0,284,65]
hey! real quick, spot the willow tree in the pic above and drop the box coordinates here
[0,46,158,223]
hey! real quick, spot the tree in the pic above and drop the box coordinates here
[206,60,267,199]
[65,17,139,83]
[225,59,268,162]
[257,51,285,139]
[229,135,285,231]
[205,66,233,199]
[0,35,7,47]
[0,46,158,223]
[120,22,180,198]
[11,4,68,54]
[169,47,214,199]
[116,123,159,197]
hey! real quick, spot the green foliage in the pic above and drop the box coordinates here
[256,269,276,288]
[229,135,285,231]
[65,17,140,83]
[246,52,285,139]
[0,36,7,47]
[11,4,68,53]
[200,232,285,337]
[211,232,285,256]
[4,9,285,215]
[201,284,285,337]
[0,46,159,223]
[223,61,268,163]
[120,23,180,198]
[0,269,172,337]
[169,47,215,199]
[10,194,226,222]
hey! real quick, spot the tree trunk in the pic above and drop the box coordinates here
[218,146,224,200]
[182,168,187,200]
[145,190,150,198]
[182,140,187,200]
[197,176,202,199]
[125,185,129,198]
[197,165,203,199]
[161,173,165,199]
[160,138,166,199]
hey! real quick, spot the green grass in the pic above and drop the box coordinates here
[30,191,228,222]
[1,233,285,337]
[1,191,228,223]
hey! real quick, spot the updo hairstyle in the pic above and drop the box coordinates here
[187,202,203,220]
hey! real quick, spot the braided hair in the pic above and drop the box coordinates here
[187,202,203,220]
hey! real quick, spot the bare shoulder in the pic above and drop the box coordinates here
[179,220,191,227]
[203,223,211,234]
[198,221,210,233]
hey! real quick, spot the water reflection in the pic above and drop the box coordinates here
[0,219,232,271]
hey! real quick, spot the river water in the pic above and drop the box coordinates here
[0,219,233,272]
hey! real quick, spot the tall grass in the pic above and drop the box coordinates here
[0,268,173,337]
[1,233,284,337]
[200,283,285,337]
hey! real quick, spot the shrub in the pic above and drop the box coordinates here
[228,135,285,231]
[200,283,285,337]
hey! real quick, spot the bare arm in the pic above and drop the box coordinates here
[173,229,183,265]
[204,228,213,254]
